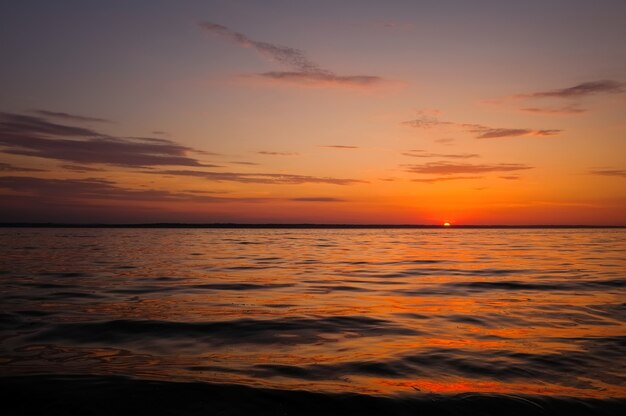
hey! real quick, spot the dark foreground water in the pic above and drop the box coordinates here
[1,228,625,415]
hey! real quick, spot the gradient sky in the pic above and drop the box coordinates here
[1,0,625,224]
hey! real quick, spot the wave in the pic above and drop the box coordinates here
[26,316,418,349]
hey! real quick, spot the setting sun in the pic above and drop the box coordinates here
[443,222,451,227]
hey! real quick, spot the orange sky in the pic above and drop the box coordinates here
[1,1,625,224]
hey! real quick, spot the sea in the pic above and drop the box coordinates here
[1,228,625,415]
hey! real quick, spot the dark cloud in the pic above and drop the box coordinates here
[258,71,382,87]
[289,197,346,202]
[199,21,384,88]
[257,151,299,156]
[590,169,626,178]
[321,145,359,149]
[406,162,532,175]
[402,150,479,159]
[412,176,481,183]
[59,164,106,172]
[150,169,365,185]
[1,112,100,137]
[0,176,266,203]
[0,112,213,167]
[403,114,561,139]
[499,175,521,180]
[199,22,321,72]
[475,128,560,139]
[33,110,111,123]
[0,162,46,172]
[521,80,625,99]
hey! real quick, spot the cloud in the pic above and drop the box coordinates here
[229,161,260,166]
[406,162,532,175]
[484,81,623,116]
[520,80,625,99]
[59,164,106,172]
[0,162,46,172]
[412,176,481,183]
[150,169,365,185]
[321,145,359,149]
[434,138,455,145]
[519,105,586,115]
[33,110,111,123]
[475,128,560,139]
[402,150,479,159]
[1,112,101,137]
[256,72,382,88]
[257,151,299,156]
[403,114,561,139]
[0,176,266,203]
[0,112,214,167]
[499,175,521,180]
[590,168,626,178]
[199,21,384,88]
[199,22,321,72]
[289,197,346,202]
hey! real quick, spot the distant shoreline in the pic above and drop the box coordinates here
[1,223,624,229]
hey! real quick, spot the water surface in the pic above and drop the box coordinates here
[1,228,624,408]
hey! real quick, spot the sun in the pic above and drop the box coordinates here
[443,222,451,227]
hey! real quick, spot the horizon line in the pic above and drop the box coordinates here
[1,223,625,229]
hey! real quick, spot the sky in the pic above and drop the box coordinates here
[1,0,625,225]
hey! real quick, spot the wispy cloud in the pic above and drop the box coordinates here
[402,150,479,159]
[406,162,532,175]
[229,161,260,166]
[257,151,299,156]
[519,105,586,115]
[150,169,365,185]
[499,175,521,180]
[321,145,359,149]
[0,176,266,203]
[0,112,215,167]
[486,81,624,116]
[475,128,560,139]
[256,72,381,88]
[590,168,626,178]
[59,164,106,172]
[434,138,455,145]
[412,176,481,183]
[519,80,625,99]
[33,110,111,123]
[199,21,384,88]
[289,197,346,202]
[1,112,101,137]
[403,113,561,139]
[0,162,46,172]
